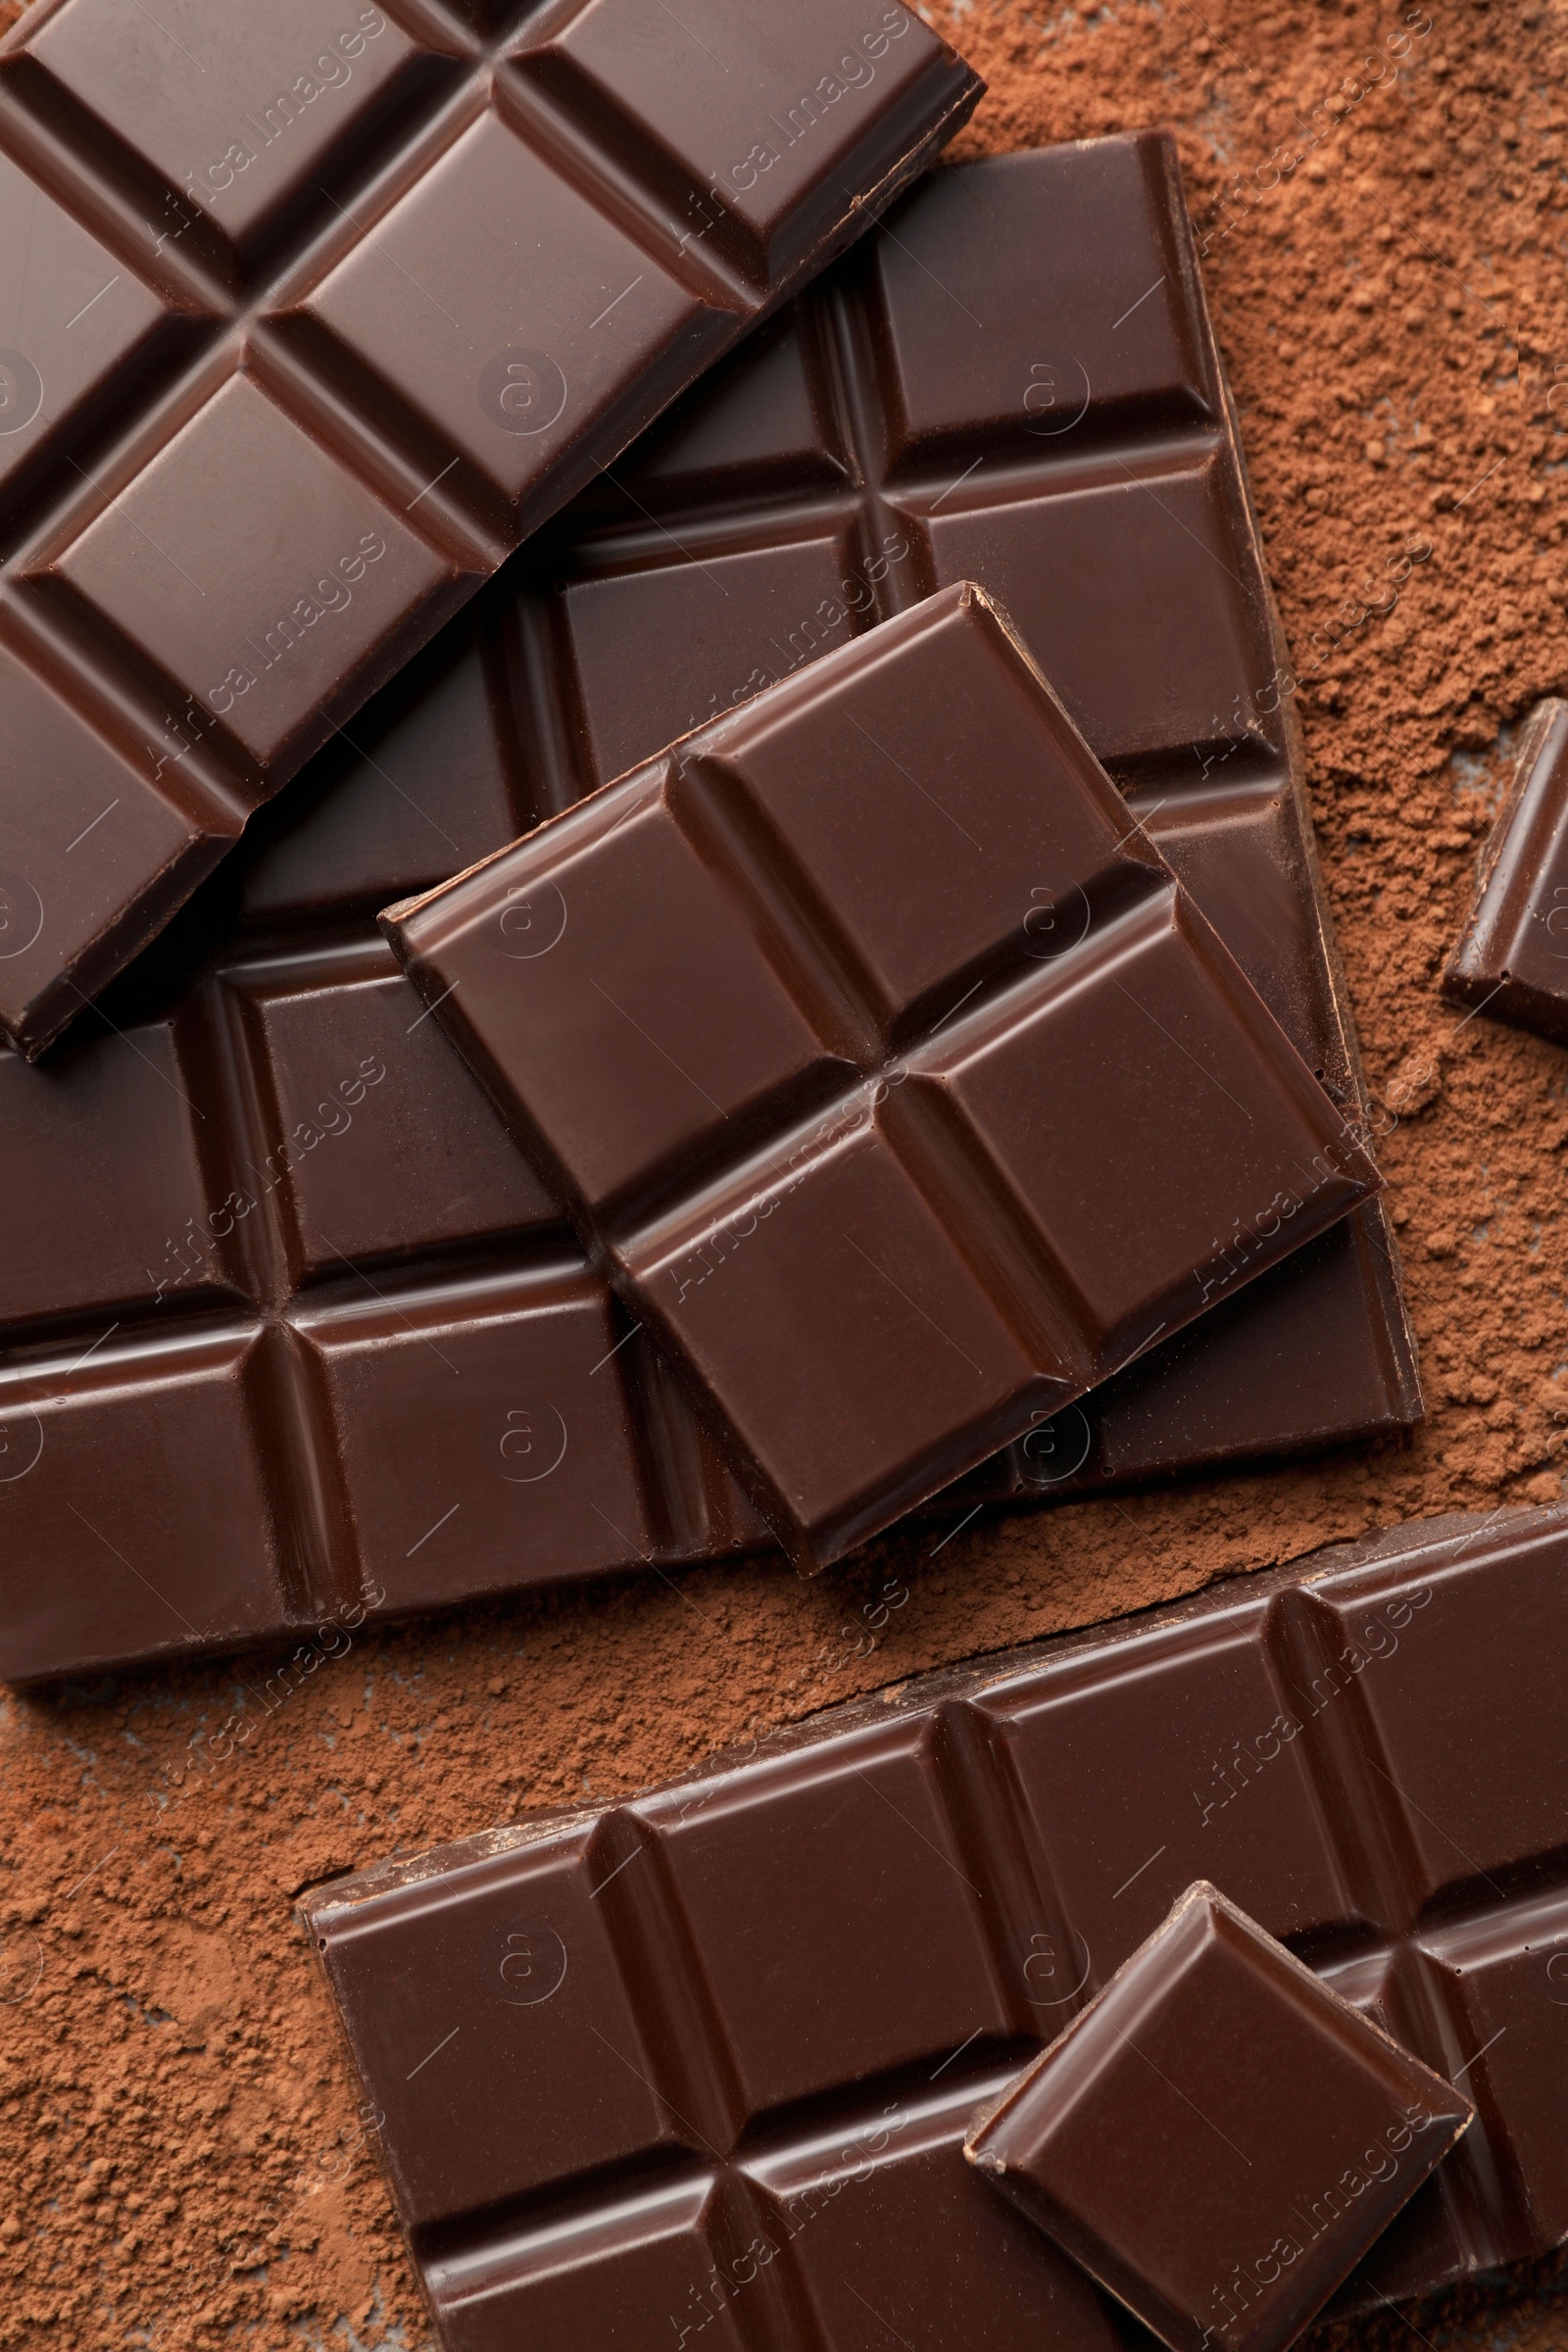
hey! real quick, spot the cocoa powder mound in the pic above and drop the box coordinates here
[4,4,1568,2346]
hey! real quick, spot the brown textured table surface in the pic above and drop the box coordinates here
[2,6,1568,2350]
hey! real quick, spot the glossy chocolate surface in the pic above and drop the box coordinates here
[966,1884,1471,2352]
[512,132,1421,1494]
[385,584,1380,1571]
[1442,699,1568,1044]
[0,140,1417,1681]
[0,0,979,1056]
[302,1506,1568,2350]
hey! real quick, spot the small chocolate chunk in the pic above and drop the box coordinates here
[965,1883,1473,2352]
[1444,699,1568,1045]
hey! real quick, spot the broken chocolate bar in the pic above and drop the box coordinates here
[300,1505,1568,2351]
[384,582,1380,1570]
[0,0,980,1056]
[965,1883,1471,2352]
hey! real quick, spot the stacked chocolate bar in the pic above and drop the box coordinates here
[14,6,1553,2350]
[0,94,1419,1682]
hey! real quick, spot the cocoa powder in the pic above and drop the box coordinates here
[5,3,1568,2345]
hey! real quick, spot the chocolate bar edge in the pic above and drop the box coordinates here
[1163,135,1422,1438]
[296,1500,1553,1922]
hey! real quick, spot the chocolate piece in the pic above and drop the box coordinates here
[439,125,1422,1494]
[0,0,980,1058]
[384,583,1380,1570]
[1442,699,1568,1044]
[0,137,1416,1684]
[300,1505,1568,2350]
[965,1883,1472,2352]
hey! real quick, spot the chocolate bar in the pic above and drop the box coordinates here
[0,138,1417,1683]
[965,1884,1472,2352]
[300,1505,1568,2351]
[510,129,1421,1503]
[383,582,1381,1570]
[1442,699,1568,1044]
[0,0,980,1058]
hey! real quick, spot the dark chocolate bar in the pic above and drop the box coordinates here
[0,0,979,1057]
[301,1505,1568,2351]
[1442,699,1568,1044]
[0,138,1417,1684]
[965,1883,1472,2352]
[511,130,1421,1503]
[383,582,1381,1570]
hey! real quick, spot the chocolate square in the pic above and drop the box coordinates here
[965,1883,1474,2352]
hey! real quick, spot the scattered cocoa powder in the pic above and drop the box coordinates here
[5,3,1568,2345]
